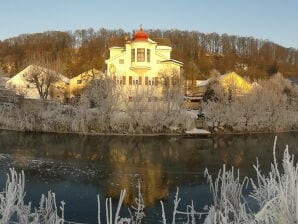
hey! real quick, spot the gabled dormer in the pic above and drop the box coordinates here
[128,26,157,70]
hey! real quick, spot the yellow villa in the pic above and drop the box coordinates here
[105,26,183,99]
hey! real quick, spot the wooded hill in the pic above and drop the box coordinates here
[0,28,297,80]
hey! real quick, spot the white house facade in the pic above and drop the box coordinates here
[5,65,69,102]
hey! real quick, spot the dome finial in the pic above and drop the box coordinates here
[132,25,148,41]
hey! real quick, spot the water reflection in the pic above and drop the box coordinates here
[0,130,297,208]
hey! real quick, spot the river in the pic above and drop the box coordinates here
[0,130,297,223]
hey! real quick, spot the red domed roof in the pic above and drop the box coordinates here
[132,26,149,41]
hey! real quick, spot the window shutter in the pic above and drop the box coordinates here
[122,76,126,85]
[147,49,150,62]
[139,76,142,85]
[155,77,159,85]
[113,76,116,83]
[129,76,132,85]
[145,77,148,85]
[131,49,135,62]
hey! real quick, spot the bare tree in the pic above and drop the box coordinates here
[81,76,121,131]
[24,57,63,100]
[159,69,184,115]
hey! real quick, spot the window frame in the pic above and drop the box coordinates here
[147,49,150,62]
[137,48,145,62]
[131,49,135,62]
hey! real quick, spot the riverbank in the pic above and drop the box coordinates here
[1,112,298,137]
[0,126,184,136]
[2,123,298,138]
[210,128,298,135]
[0,99,197,136]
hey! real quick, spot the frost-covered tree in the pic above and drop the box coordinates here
[159,69,185,117]
[202,73,298,132]
[81,76,122,131]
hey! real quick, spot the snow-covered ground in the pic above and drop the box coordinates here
[185,128,210,135]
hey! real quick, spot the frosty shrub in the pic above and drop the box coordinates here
[0,169,146,224]
[203,166,252,223]
[202,137,298,224]
[80,77,122,132]
[0,168,65,223]
[202,73,298,133]
[121,81,189,134]
[0,93,194,134]
[250,139,298,223]
[0,74,194,134]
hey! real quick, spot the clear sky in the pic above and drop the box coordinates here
[0,0,297,48]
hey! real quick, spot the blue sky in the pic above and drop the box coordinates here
[0,0,297,48]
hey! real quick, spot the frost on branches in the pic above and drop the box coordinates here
[0,76,195,134]
[202,73,298,132]
[0,168,65,223]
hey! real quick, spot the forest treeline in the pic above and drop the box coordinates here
[0,28,297,80]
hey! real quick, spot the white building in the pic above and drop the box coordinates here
[5,65,69,101]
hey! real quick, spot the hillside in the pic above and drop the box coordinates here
[0,28,297,79]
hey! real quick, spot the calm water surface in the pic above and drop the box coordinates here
[0,130,297,223]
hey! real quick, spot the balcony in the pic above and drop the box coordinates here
[130,61,152,70]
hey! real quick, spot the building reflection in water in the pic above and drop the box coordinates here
[0,130,297,206]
